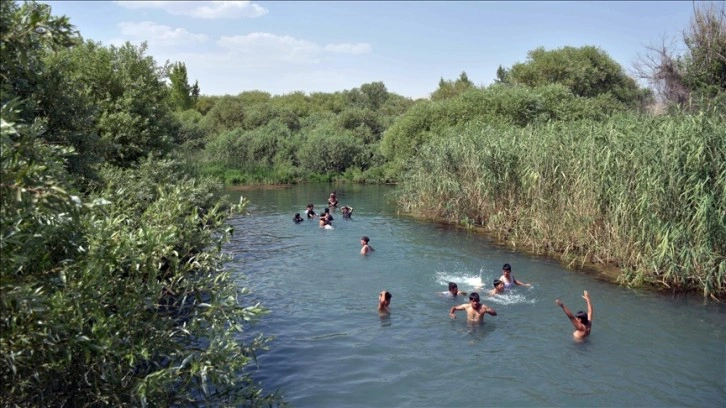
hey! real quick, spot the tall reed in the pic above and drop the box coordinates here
[395,111,725,299]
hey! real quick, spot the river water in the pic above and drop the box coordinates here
[224,183,725,407]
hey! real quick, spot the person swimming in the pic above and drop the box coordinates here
[293,213,304,223]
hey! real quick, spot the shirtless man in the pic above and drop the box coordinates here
[556,290,593,339]
[449,292,497,322]
[488,279,505,296]
[378,290,391,315]
[360,236,374,255]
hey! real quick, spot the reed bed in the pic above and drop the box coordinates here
[395,112,725,299]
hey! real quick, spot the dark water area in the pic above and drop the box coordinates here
[224,183,725,407]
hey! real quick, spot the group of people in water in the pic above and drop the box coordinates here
[381,263,594,340]
[294,192,353,229]
[294,191,593,340]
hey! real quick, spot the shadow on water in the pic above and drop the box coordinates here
[224,183,726,408]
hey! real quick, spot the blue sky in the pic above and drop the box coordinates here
[43,1,699,99]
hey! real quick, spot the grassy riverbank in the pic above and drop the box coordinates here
[393,110,725,300]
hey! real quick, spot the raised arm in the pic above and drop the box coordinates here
[582,290,593,323]
[556,299,583,331]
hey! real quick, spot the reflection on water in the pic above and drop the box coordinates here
[225,184,726,408]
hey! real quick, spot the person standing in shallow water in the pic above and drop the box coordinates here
[556,290,593,340]
[378,290,391,315]
[449,292,497,322]
[499,263,531,288]
[360,236,374,255]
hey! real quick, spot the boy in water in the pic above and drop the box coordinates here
[556,290,593,339]
[341,205,353,219]
[499,263,532,288]
[446,282,467,297]
[488,279,505,296]
[449,292,497,322]
[305,204,317,219]
[360,236,374,255]
[378,290,391,315]
[293,213,304,223]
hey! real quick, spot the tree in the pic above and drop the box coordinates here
[168,61,195,111]
[430,71,475,101]
[634,2,725,108]
[505,46,642,106]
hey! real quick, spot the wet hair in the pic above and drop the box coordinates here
[448,282,458,291]
[361,236,370,243]
[324,208,330,214]
[469,292,480,302]
[493,279,502,287]
[576,311,589,325]
[502,263,512,271]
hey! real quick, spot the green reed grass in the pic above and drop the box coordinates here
[395,111,725,299]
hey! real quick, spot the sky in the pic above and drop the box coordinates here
[43,1,701,100]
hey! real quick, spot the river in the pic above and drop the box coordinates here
[224,183,725,407]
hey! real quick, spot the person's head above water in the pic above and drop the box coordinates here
[469,292,480,303]
[502,264,512,273]
[576,310,589,325]
[448,282,458,291]
[493,279,502,287]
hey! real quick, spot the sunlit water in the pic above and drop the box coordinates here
[224,184,725,407]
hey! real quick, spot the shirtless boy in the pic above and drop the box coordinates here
[449,292,497,322]
[446,282,467,297]
[488,279,505,296]
[378,290,391,315]
[360,236,374,255]
[556,290,593,339]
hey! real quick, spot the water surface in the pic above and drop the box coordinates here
[225,183,725,407]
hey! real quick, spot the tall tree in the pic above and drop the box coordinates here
[168,61,195,111]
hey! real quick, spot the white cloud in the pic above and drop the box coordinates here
[324,43,372,55]
[114,1,268,19]
[217,33,372,66]
[118,21,208,47]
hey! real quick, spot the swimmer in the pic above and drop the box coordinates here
[293,213,304,223]
[487,279,505,296]
[360,236,374,255]
[449,292,497,322]
[556,290,593,339]
[341,205,353,219]
[443,282,467,297]
[499,263,531,288]
[378,290,391,315]
[305,204,317,219]
[328,192,338,207]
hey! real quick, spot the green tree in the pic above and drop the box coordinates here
[430,71,475,101]
[505,46,642,106]
[168,61,195,111]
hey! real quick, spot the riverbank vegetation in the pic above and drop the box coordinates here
[1,1,282,405]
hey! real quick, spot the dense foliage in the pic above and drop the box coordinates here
[1,1,282,405]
